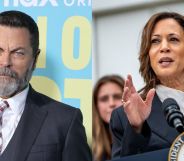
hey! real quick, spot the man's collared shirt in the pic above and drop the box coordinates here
[0,86,29,153]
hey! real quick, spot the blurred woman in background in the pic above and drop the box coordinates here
[92,75,124,161]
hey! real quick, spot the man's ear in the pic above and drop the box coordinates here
[32,49,41,70]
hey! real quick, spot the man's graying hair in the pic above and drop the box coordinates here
[0,10,39,57]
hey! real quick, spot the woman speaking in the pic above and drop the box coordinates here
[110,12,184,158]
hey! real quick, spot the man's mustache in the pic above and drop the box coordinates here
[0,67,17,78]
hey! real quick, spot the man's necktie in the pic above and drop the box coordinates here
[0,101,9,154]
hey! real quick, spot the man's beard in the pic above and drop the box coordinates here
[0,67,33,98]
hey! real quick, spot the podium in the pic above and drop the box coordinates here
[109,148,169,161]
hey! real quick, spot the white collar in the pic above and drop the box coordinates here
[156,84,184,114]
[0,86,29,114]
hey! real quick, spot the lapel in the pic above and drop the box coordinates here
[11,86,48,161]
[147,93,179,143]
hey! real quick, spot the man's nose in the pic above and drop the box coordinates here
[0,52,11,67]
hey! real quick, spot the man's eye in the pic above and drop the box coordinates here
[13,51,25,57]
[16,52,24,55]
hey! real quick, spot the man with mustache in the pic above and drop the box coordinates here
[0,10,91,161]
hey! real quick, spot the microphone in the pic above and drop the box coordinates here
[162,98,184,133]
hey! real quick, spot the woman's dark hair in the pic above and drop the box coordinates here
[139,12,184,98]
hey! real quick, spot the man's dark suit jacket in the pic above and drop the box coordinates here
[0,86,91,161]
[110,94,179,159]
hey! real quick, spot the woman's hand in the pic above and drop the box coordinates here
[122,74,155,133]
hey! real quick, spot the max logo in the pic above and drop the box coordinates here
[4,0,58,7]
